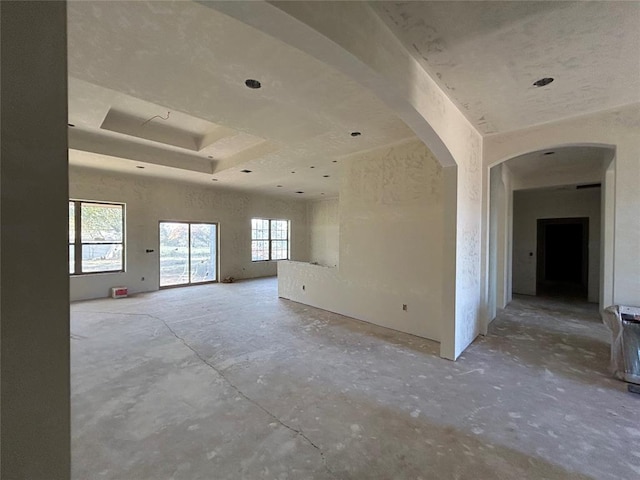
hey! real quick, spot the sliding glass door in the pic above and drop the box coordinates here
[159,222,217,287]
[189,223,217,283]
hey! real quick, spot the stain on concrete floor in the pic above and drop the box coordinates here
[71,278,640,479]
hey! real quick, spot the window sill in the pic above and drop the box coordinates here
[70,270,125,277]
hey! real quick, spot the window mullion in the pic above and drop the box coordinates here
[188,223,192,284]
[268,219,273,261]
[74,201,82,274]
[121,205,125,272]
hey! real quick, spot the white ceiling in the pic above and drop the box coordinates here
[67,1,638,195]
[504,145,612,191]
[374,1,640,135]
[67,0,415,198]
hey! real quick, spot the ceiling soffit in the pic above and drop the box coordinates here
[66,1,416,198]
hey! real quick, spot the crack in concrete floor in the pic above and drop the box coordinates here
[72,282,640,480]
[78,310,338,479]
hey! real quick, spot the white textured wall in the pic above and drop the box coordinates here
[512,188,601,302]
[280,140,444,341]
[601,161,616,309]
[212,1,485,359]
[69,166,308,300]
[308,198,339,267]
[451,134,484,358]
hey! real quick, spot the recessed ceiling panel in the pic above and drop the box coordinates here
[101,108,201,151]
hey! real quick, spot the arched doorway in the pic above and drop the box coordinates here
[486,144,616,326]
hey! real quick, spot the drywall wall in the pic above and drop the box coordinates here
[502,165,514,307]
[487,165,501,322]
[69,164,308,301]
[308,198,339,267]
[512,188,601,302]
[451,135,484,359]
[280,139,444,341]
[601,160,616,309]
[487,163,514,319]
[211,1,485,359]
[1,2,70,477]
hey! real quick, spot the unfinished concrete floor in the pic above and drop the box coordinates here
[71,278,640,480]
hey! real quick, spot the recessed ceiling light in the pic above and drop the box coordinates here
[240,169,252,173]
[68,123,75,127]
[295,191,304,194]
[533,77,554,87]
[544,151,555,155]
[323,175,330,178]
[136,165,145,169]
[350,131,361,137]
[245,79,261,89]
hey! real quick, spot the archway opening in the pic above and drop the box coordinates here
[486,143,615,325]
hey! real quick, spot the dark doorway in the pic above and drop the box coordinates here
[536,218,588,298]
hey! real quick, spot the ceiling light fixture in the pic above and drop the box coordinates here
[533,77,554,87]
[350,131,361,137]
[245,79,261,89]
[240,169,252,173]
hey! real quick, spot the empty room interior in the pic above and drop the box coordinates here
[2,1,640,479]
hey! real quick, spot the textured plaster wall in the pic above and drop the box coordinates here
[485,104,640,309]
[601,161,616,309]
[451,133,484,358]
[211,0,485,359]
[308,198,339,267]
[280,140,444,341]
[487,162,514,320]
[69,166,308,301]
[487,165,501,322]
[501,165,514,307]
[512,188,601,303]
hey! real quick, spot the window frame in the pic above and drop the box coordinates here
[69,199,126,275]
[251,218,290,262]
[158,220,219,288]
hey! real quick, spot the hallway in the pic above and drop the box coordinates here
[71,278,639,479]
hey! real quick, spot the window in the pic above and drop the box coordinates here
[251,218,289,261]
[69,200,125,274]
